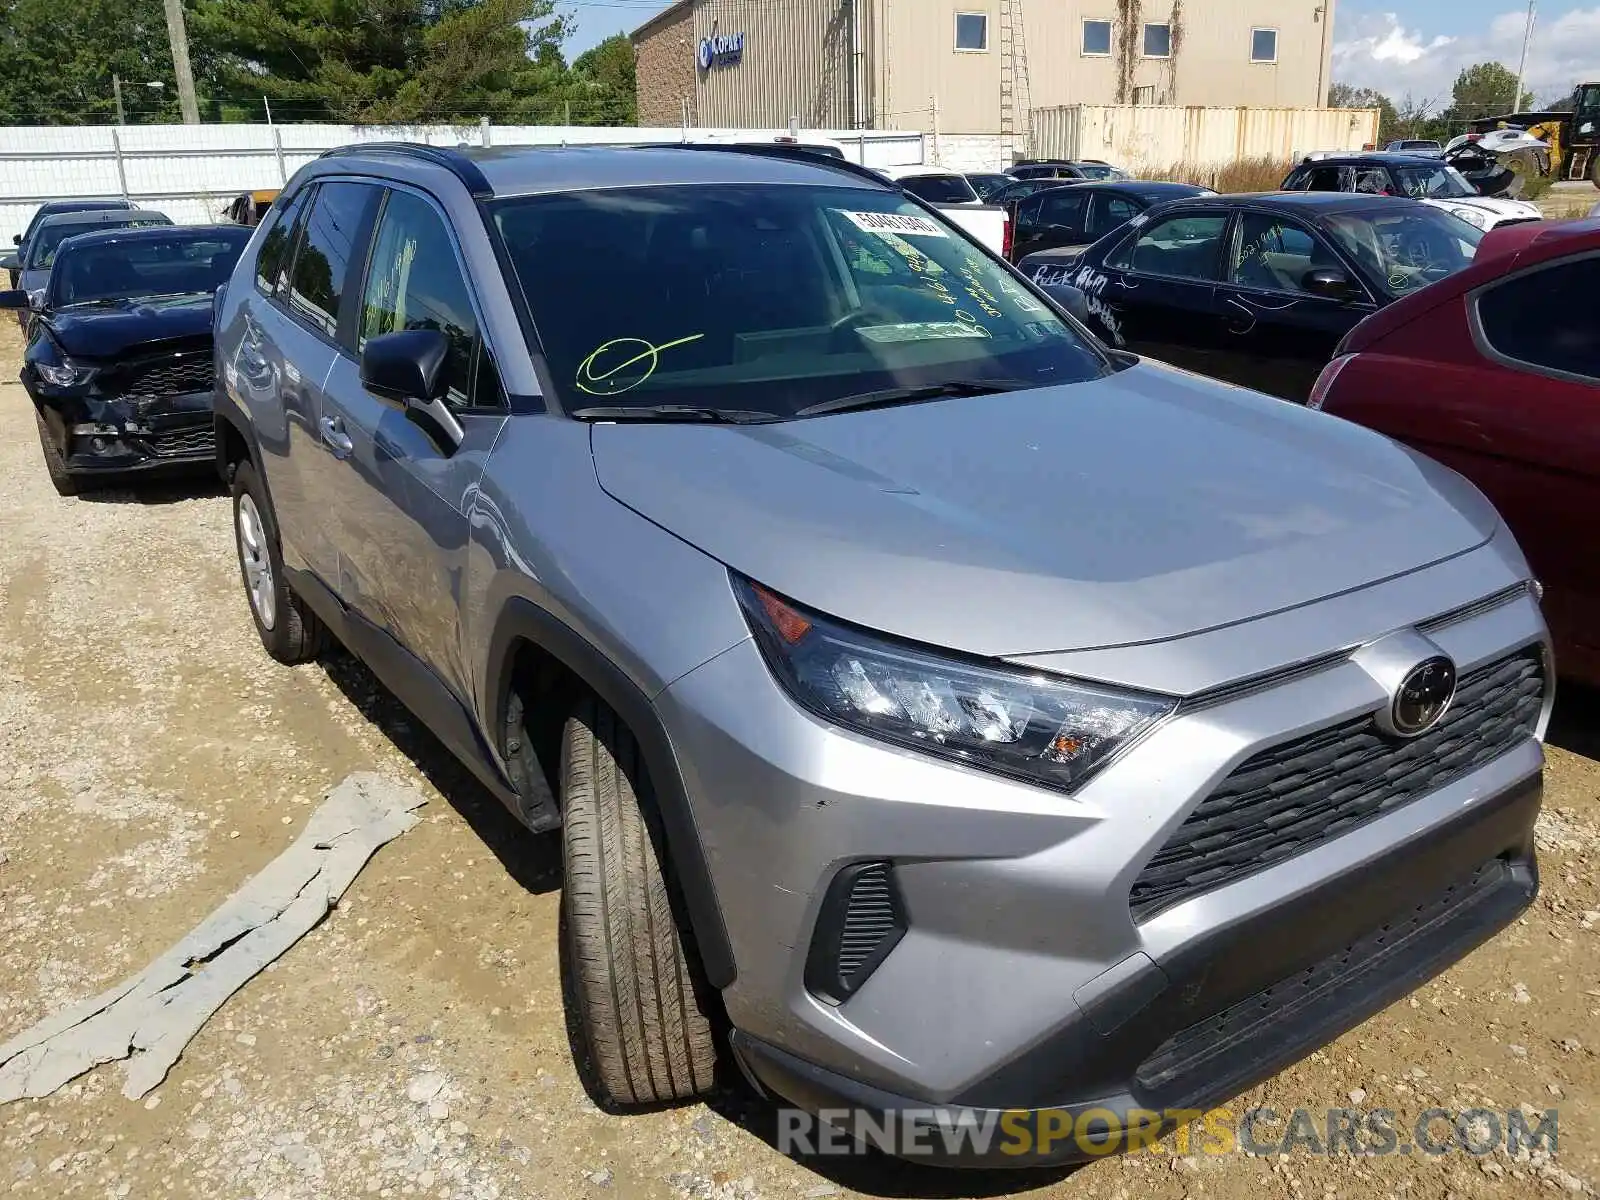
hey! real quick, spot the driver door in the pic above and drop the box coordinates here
[1213,211,1376,400]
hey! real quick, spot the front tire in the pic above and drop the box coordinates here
[33,407,77,497]
[561,697,717,1106]
[231,460,329,664]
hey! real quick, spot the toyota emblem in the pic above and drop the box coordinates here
[1387,655,1457,737]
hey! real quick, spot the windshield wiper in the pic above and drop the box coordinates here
[569,405,781,425]
[59,298,127,309]
[795,379,1035,418]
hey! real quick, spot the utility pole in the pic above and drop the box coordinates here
[1513,0,1536,114]
[113,74,127,125]
[162,0,201,124]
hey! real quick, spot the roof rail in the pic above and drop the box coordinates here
[645,141,895,189]
[317,141,493,198]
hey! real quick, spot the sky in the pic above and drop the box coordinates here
[561,2,1600,107]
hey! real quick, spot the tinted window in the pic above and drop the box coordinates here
[1011,166,1050,180]
[1087,194,1141,238]
[1229,213,1342,294]
[1353,168,1392,195]
[898,174,980,204]
[52,232,248,306]
[1477,256,1600,382]
[28,217,169,268]
[955,12,987,50]
[360,189,486,408]
[1324,207,1481,297]
[1144,23,1171,56]
[1305,167,1347,192]
[1083,19,1112,55]
[1392,165,1475,199]
[1039,190,1089,228]
[1110,212,1228,279]
[490,183,1104,418]
[288,182,376,338]
[255,189,310,297]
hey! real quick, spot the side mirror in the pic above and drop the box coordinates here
[1302,268,1359,301]
[0,289,29,310]
[10,234,19,246]
[0,255,17,272]
[1042,281,1092,325]
[359,329,464,453]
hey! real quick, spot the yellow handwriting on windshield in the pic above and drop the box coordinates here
[576,334,706,396]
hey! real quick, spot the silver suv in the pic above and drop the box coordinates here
[213,143,1550,1165]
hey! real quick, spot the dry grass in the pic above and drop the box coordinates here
[1154,156,1295,193]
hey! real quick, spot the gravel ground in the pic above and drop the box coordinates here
[1,319,1598,1200]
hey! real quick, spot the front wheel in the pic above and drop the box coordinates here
[33,407,78,497]
[231,460,329,664]
[561,697,717,1106]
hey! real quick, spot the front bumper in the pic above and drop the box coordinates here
[33,389,215,475]
[655,538,1548,1164]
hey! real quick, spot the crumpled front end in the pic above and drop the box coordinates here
[28,340,216,475]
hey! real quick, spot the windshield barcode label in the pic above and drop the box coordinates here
[840,211,950,238]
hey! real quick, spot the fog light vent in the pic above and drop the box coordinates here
[805,861,907,1005]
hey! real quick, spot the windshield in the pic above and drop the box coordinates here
[491,184,1105,418]
[1324,206,1482,297]
[28,218,168,268]
[1391,165,1476,199]
[50,232,248,306]
[897,174,980,204]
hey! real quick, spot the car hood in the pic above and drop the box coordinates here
[1421,195,1542,220]
[590,361,1499,659]
[44,293,213,358]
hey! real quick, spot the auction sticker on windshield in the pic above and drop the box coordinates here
[840,211,950,238]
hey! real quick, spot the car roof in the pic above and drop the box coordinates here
[1157,191,1409,216]
[1300,153,1447,168]
[36,199,133,216]
[879,163,965,180]
[34,208,169,228]
[317,143,899,198]
[56,224,246,251]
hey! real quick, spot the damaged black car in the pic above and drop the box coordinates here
[1,225,249,495]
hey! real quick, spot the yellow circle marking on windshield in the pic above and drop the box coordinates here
[576,334,705,395]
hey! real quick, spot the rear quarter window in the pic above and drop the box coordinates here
[1475,255,1600,383]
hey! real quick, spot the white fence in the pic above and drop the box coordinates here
[1033,106,1381,172]
[0,123,929,243]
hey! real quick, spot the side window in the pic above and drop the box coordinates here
[254,188,310,298]
[1476,257,1600,383]
[1016,195,1046,227]
[360,189,494,409]
[1088,194,1140,238]
[1229,212,1341,294]
[287,181,377,339]
[1282,168,1310,191]
[1354,168,1391,195]
[1111,212,1228,280]
[1039,190,1089,229]
[1305,167,1347,192]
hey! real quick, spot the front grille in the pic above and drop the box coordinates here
[1135,857,1512,1100]
[120,354,214,399]
[1130,649,1544,920]
[144,426,214,459]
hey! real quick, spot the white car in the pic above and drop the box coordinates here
[875,165,1010,256]
[1424,192,1544,230]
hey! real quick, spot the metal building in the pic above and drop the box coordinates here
[632,0,1339,137]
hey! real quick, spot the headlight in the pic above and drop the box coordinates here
[36,360,92,387]
[1449,206,1491,230]
[734,576,1175,792]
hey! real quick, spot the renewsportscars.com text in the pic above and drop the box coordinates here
[776,1105,1559,1160]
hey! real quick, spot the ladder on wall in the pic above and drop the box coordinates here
[999,0,1033,156]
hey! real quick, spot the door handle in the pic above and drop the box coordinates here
[319,415,354,459]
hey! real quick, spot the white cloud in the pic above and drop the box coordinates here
[1332,7,1600,108]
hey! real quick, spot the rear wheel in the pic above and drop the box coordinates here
[33,407,77,497]
[231,460,329,664]
[561,697,717,1106]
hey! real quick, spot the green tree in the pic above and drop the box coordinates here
[0,0,183,123]
[1447,62,1533,124]
[566,34,636,125]
[1328,82,1401,143]
[190,0,572,124]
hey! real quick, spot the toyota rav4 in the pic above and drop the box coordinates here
[212,142,1551,1165]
